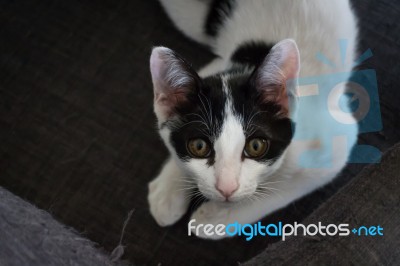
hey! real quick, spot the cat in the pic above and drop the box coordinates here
[148,0,358,239]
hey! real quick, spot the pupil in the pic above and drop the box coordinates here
[253,142,259,150]
[197,142,203,150]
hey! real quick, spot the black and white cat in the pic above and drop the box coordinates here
[148,0,358,239]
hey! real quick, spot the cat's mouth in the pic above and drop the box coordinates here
[195,182,257,203]
[200,190,248,203]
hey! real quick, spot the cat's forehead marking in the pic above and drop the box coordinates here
[220,74,231,101]
[213,74,246,165]
[220,73,233,114]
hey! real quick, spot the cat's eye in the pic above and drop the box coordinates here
[187,138,211,158]
[244,138,269,159]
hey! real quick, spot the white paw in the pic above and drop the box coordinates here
[190,201,232,240]
[148,176,189,226]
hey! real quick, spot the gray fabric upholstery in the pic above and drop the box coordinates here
[244,142,400,265]
[0,187,125,266]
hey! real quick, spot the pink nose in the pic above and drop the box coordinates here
[215,180,239,199]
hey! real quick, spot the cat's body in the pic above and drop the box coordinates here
[148,0,358,239]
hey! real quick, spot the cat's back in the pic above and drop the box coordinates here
[215,0,358,76]
[160,0,358,76]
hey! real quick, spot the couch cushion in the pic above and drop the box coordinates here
[244,142,400,265]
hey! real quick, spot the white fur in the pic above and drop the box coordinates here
[148,158,190,226]
[158,0,211,44]
[149,0,358,238]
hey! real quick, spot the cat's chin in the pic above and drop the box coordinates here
[199,194,237,203]
[205,195,249,204]
[207,198,238,205]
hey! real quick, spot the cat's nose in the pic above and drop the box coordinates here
[215,180,239,199]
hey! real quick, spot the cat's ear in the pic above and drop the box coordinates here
[150,47,199,122]
[253,39,300,116]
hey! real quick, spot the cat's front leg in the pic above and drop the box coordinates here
[189,201,233,240]
[148,157,190,226]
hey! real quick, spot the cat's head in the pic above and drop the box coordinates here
[149,39,300,202]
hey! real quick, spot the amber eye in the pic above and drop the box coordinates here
[187,138,211,158]
[244,138,269,158]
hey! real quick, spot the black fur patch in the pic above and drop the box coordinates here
[168,76,226,166]
[205,0,236,37]
[227,72,294,163]
[166,68,293,166]
[231,41,274,66]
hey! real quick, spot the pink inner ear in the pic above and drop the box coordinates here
[150,46,196,120]
[257,39,300,115]
[155,89,189,106]
[259,83,290,116]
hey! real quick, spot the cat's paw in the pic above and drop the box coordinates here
[148,176,189,227]
[190,201,232,240]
